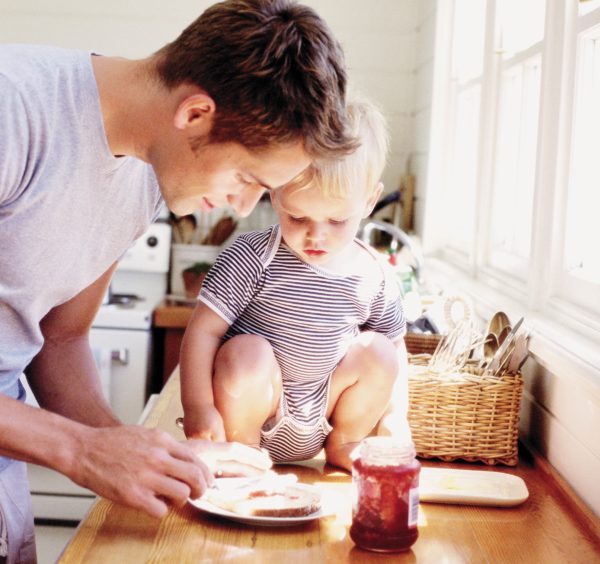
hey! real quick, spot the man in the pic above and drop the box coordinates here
[0,0,356,561]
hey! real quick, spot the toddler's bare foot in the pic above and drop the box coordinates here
[325,442,361,472]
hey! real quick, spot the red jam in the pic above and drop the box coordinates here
[350,440,420,552]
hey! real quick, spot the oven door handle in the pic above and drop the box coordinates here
[111,348,129,366]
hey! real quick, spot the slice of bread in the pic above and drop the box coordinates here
[204,476,321,518]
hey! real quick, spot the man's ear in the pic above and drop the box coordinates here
[173,93,216,134]
[363,182,384,218]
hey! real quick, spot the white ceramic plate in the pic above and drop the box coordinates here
[188,480,326,527]
[419,467,529,507]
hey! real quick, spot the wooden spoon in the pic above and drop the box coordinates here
[487,317,524,374]
[487,311,511,339]
[480,333,499,368]
[497,325,512,345]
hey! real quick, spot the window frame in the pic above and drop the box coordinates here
[427,0,600,370]
[553,10,600,319]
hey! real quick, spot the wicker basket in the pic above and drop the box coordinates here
[403,333,523,466]
[404,332,443,355]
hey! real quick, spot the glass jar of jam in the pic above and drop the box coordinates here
[350,436,420,552]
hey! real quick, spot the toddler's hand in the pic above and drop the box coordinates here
[183,404,226,442]
[187,440,272,479]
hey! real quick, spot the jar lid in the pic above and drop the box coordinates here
[356,436,416,465]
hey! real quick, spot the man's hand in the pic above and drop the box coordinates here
[71,425,213,518]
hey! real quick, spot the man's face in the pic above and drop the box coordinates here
[151,137,311,217]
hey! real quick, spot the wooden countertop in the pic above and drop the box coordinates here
[153,300,194,329]
[58,371,600,563]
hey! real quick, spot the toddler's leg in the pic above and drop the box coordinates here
[325,332,398,471]
[213,334,281,447]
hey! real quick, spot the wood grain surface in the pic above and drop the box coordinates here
[58,371,600,563]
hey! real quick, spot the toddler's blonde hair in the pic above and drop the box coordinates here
[285,98,389,200]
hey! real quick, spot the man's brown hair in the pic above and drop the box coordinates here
[154,0,357,158]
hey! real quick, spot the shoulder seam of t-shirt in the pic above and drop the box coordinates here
[262,224,281,268]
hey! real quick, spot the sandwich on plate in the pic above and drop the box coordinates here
[202,473,321,518]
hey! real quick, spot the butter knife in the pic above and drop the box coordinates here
[487,316,524,374]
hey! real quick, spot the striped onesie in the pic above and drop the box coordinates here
[199,225,406,462]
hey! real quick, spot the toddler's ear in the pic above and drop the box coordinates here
[363,182,384,217]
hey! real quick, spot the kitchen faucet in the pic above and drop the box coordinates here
[359,219,423,283]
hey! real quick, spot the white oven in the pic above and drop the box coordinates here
[25,222,171,521]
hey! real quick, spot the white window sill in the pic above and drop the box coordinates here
[422,257,600,395]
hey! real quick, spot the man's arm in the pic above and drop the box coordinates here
[0,390,209,516]
[0,261,210,515]
[25,262,119,426]
[1,264,270,516]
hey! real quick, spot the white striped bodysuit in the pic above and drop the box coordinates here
[199,225,406,463]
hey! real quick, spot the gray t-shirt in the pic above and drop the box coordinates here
[0,45,162,430]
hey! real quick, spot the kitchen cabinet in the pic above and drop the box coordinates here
[153,301,194,385]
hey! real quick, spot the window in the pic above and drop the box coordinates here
[489,55,541,277]
[557,10,600,317]
[443,0,486,260]
[487,0,544,278]
[446,84,480,257]
[432,0,600,340]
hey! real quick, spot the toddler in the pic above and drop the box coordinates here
[180,100,410,471]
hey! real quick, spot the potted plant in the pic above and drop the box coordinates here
[181,261,212,299]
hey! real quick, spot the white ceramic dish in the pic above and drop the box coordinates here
[419,467,529,507]
[189,480,326,527]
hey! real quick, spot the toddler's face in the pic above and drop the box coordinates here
[271,183,379,268]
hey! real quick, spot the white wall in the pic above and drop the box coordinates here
[519,331,600,517]
[1,0,421,198]
[303,0,419,195]
[0,1,207,56]
[411,0,438,236]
